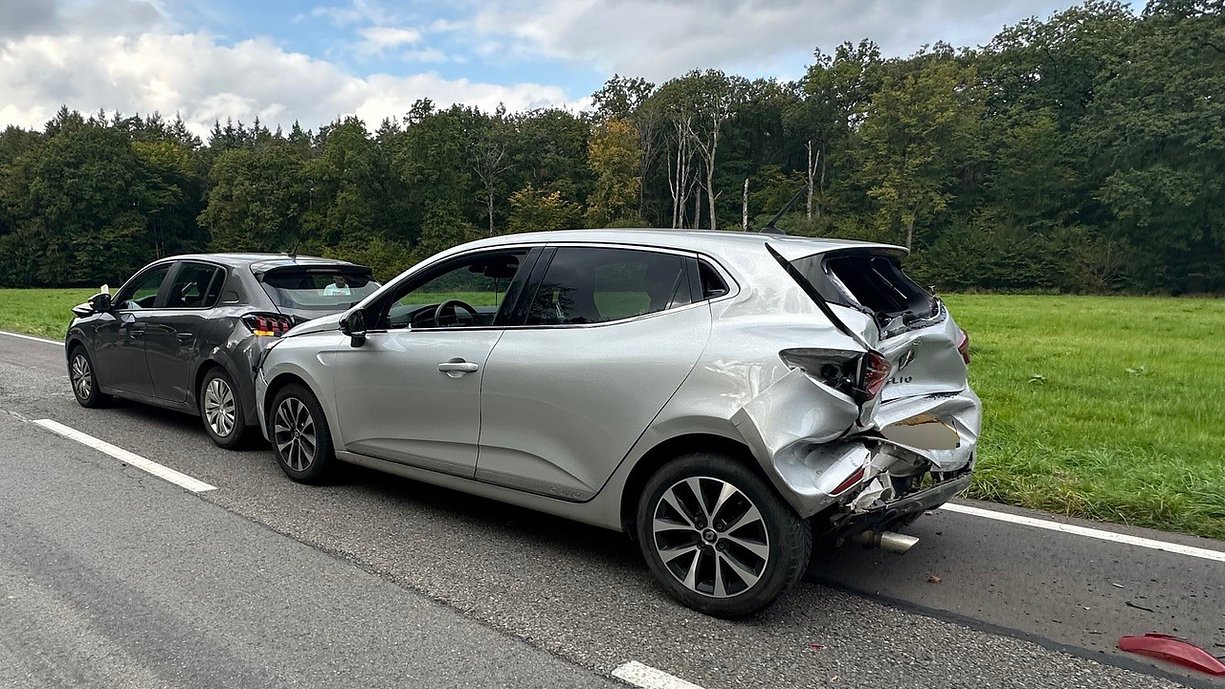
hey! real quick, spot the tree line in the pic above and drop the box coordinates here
[1,0,1221,293]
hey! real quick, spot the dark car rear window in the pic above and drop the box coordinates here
[259,268,380,311]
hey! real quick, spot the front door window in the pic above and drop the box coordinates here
[115,265,171,310]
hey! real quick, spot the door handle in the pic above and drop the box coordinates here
[437,359,479,377]
[177,332,195,343]
[129,328,145,339]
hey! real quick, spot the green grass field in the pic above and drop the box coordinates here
[943,295,1225,540]
[0,288,94,340]
[2,289,1222,539]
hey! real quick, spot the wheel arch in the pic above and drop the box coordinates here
[262,370,322,428]
[618,432,763,535]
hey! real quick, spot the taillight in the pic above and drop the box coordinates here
[859,350,891,398]
[830,466,866,496]
[780,347,892,403]
[956,328,971,364]
[242,313,293,337]
[779,348,861,396]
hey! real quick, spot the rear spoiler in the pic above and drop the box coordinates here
[765,244,871,350]
[252,263,374,281]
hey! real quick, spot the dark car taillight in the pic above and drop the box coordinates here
[956,328,971,365]
[242,313,293,337]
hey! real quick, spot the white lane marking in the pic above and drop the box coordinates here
[0,330,62,346]
[32,419,217,493]
[940,502,1225,563]
[612,662,704,689]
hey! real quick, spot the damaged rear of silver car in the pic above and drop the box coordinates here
[679,237,980,555]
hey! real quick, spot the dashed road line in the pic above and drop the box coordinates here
[612,661,703,689]
[940,502,1225,563]
[32,418,217,493]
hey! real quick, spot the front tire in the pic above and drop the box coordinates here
[200,368,247,449]
[269,383,335,484]
[68,346,110,408]
[635,452,812,618]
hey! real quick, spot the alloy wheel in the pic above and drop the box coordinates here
[203,377,237,438]
[652,476,770,599]
[273,397,317,472]
[70,354,92,400]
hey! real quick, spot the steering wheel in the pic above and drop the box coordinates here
[433,299,480,327]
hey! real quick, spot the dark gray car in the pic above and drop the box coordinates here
[65,253,378,447]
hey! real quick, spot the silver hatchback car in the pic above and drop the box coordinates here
[255,229,980,617]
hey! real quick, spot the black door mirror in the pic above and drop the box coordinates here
[88,292,113,313]
[340,308,368,347]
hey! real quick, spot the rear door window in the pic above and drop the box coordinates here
[524,248,693,325]
[165,262,224,309]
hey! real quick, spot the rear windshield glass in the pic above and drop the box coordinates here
[790,252,934,317]
[259,269,380,311]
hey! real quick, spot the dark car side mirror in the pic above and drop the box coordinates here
[340,309,368,347]
[88,292,112,313]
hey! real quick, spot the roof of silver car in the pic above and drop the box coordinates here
[456,228,904,259]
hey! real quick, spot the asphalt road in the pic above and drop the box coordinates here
[2,331,1222,688]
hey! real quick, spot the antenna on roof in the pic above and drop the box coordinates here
[286,242,298,261]
[758,185,806,235]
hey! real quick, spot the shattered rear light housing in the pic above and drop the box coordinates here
[956,329,971,364]
[859,350,892,399]
[830,466,866,496]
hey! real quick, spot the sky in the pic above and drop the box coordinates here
[0,0,1079,138]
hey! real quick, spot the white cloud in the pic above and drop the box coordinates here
[0,30,578,137]
[356,25,422,53]
[306,0,394,28]
[467,0,1068,80]
[402,48,451,64]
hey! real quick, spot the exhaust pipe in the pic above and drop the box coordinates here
[852,530,919,554]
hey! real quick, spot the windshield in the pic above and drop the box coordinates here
[259,268,380,312]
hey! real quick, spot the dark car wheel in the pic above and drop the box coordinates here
[635,452,812,619]
[200,368,247,449]
[270,383,335,484]
[68,346,110,408]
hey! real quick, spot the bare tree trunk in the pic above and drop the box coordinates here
[667,138,681,228]
[906,207,916,250]
[805,141,818,220]
[706,127,719,232]
[486,191,495,236]
[742,178,749,230]
[667,126,695,229]
[818,150,826,220]
[694,185,702,229]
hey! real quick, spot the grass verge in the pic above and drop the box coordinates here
[945,294,1225,540]
[0,288,94,340]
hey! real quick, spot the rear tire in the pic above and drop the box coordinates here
[200,368,247,449]
[269,383,335,484]
[635,452,811,619]
[68,346,110,408]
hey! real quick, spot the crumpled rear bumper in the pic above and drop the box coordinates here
[730,368,980,519]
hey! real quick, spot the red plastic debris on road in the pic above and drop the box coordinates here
[1117,634,1225,676]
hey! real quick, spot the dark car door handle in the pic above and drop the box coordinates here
[176,332,195,342]
[129,328,145,338]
